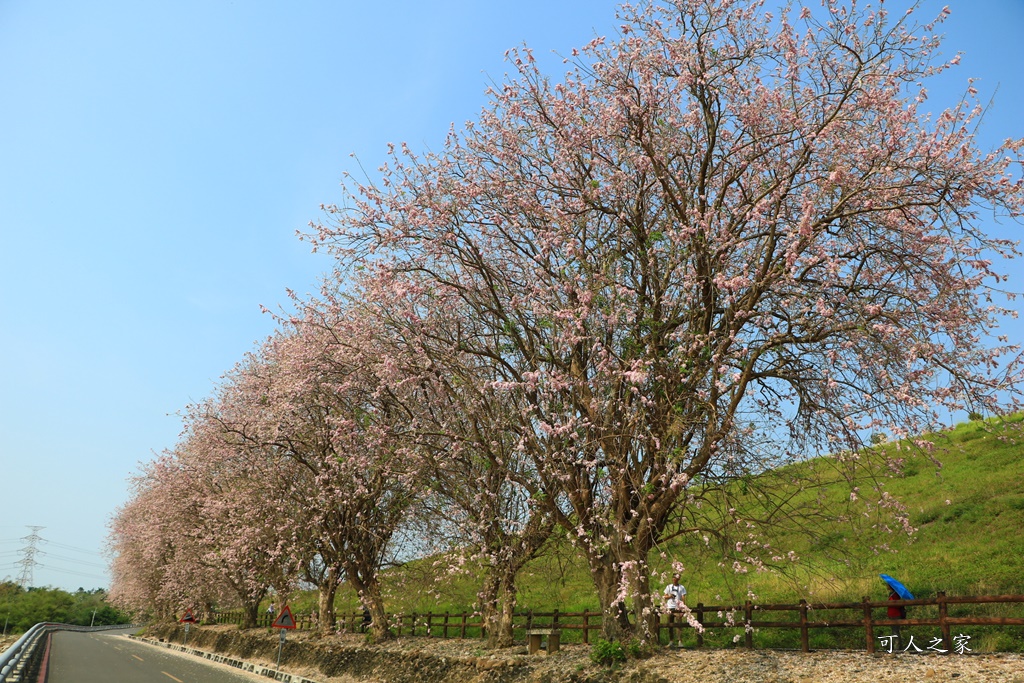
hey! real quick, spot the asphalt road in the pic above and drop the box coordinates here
[46,628,264,683]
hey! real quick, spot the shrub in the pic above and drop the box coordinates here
[625,637,654,659]
[590,638,626,666]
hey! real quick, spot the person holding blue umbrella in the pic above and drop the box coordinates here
[881,574,914,649]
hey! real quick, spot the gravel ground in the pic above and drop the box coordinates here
[153,625,1024,683]
[307,633,1024,683]
[639,648,1024,683]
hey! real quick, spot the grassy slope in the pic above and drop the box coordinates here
[288,415,1024,647]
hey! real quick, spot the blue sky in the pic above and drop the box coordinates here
[0,0,1021,592]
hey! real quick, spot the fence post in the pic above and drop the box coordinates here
[862,596,875,653]
[799,600,809,652]
[696,603,704,648]
[461,612,468,639]
[745,601,754,649]
[426,612,433,637]
[937,591,951,652]
[553,608,560,631]
[443,612,450,639]
[582,610,590,644]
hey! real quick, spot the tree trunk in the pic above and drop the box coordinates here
[240,601,260,629]
[348,567,392,641]
[629,567,659,641]
[484,570,519,648]
[589,558,632,642]
[317,568,340,635]
[201,601,215,625]
[479,510,554,648]
[478,572,500,644]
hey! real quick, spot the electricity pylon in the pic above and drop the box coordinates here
[15,526,44,589]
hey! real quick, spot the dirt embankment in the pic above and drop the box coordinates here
[143,623,1024,683]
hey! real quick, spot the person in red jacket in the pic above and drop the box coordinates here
[888,588,907,648]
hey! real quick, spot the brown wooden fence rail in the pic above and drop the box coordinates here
[209,592,1024,652]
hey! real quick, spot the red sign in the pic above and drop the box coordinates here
[179,609,197,624]
[272,604,297,630]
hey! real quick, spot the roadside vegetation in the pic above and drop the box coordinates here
[0,582,130,636]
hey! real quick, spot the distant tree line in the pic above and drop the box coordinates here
[0,582,129,634]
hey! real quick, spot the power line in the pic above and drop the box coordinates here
[0,529,112,589]
[34,566,108,582]
[39,540,104,557]
[35,551,107,569]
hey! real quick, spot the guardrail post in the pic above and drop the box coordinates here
[937,591,951,652]
[862,596,874,653]
[799,600,809,652]
[745,601,754,649]
[696,603,704,648]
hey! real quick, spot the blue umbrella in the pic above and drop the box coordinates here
[880,574,915,600]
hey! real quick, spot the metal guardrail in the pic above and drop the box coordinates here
[0,623,137,682]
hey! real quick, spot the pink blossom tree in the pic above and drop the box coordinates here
[343,274,556,647]
[206,314,423,640]
[108,473,186,621]
[184,378,339,631]
[108,451,272,627]
[312,0,1023,639]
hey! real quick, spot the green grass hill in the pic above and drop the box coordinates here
[282,414,1024,651]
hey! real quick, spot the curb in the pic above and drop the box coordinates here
[129,635,322,683]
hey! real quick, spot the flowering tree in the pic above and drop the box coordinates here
[185,371,342,633]
[206,313,422,640]
[108,474,185,621]
[345,274,556,647]
[313,0,1023,639]
[108,451,272,627]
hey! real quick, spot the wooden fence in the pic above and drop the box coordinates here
[211,592,1024,652]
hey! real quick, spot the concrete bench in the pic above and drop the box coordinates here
[526,629,561,654]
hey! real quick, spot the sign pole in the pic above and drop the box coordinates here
[270,604,297,671]
[179,608,198,646]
